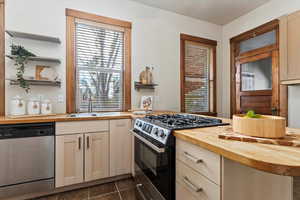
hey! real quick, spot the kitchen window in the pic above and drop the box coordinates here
[66,9,131,113]
[180,34,217,115]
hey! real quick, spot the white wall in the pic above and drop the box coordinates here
[4,0,222,114]
[221,0,300,127]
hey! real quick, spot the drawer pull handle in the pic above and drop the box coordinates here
[78,137,82,150]
[87,136,90,149]
[183,177,202,193]
[184,152,203,163]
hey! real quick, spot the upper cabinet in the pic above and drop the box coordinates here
[280,11,300,85]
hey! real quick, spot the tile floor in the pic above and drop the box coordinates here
[35,178,138,200]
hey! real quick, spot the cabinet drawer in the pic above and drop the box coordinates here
[176,160,220,200]
[56,120,109,135]
[176,139,221,185]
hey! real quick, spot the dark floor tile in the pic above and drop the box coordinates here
[90,192,121,200]
[120,189,139,200]
[115,178,135,191]
[89,182,117,198]
[57,188,88,200]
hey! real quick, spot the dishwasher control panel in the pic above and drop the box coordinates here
[0,122,55,139]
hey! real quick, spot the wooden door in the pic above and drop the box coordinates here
[236,51,279,115]
[109,119,132,176]
[85,132,109,181]
[55,134,84,187]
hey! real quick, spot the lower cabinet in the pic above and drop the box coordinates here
[55,134,84,187]
[55,131,109,187]
[176,138,221,200]
[85,132,109,182]
[109,119,132,176]
[55,119,132,188]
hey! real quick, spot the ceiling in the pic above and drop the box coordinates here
[131,0,271,25]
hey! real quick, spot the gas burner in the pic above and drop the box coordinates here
[134,113,229,145]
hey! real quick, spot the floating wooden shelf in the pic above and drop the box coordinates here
[6,30,61,44]
[6,55,61,64]
[134,82,158,90]
[9,79,61,87]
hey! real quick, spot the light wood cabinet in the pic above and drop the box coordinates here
[85,132,109,182]
[176,160,220,200]
[176,138,221,200]
[280,11,300,84]
[176,139,221,185]
[109,119,132,176]
[55,119,132,188]
[55,134,84,187]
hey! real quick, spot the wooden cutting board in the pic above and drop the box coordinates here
[219,132,300,148]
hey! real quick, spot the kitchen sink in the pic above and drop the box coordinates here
[68,112,122,118]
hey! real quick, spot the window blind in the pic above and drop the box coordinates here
[75,21,124,112]
[184,41,212,113]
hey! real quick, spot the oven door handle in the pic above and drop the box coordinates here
[136,184,148,200]
[130,130,165,153]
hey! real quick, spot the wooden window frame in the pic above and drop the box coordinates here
[230,19,288,118]
[0,0,4,116]
[66,9,132,113]
[180,33,217,116]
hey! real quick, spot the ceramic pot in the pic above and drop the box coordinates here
[10,96,26,116]
[41,100,52,115]
[27,99,40,115]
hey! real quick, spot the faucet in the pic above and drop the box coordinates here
[88,93,93,113]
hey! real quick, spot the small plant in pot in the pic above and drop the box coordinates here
[7,44,36,93]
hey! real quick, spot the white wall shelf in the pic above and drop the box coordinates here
[8,79,61,87]
[6,30,61,44]
[6,55,61,64]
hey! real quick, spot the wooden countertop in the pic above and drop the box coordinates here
[1,112,300,176]
[0,111,176,124]
[174,118,300,176]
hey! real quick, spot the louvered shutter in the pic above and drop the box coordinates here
[75,20,124,112]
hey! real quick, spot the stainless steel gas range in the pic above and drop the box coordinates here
[132,114,229,200]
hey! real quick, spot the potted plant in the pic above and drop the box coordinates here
[7,44,36,92]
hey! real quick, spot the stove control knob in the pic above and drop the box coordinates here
[153,128,159,136]
[139,122,143,127]
[159,130,166,138]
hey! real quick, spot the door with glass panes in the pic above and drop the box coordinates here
[232,21,281,115]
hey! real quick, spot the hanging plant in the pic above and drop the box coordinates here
[7,44,36,93]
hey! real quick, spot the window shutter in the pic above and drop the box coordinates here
[75,21,124,112]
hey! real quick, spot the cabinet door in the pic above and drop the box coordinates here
[85,132,109,182]
[110,119,132,176]
[55,134,84,187]
[287,11,300,80]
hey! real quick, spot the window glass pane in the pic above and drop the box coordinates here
[239,30,276,54]
[75,22,124,112]
[241,57,272,91]
[184,41,211,113]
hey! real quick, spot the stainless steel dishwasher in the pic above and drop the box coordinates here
[0,122,55,199]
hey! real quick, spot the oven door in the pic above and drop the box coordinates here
[132,130,171,200]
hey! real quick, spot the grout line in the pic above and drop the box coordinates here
[115,181,123,200]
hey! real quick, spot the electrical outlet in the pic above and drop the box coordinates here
[57,95,64,103]
[37,94,44,101]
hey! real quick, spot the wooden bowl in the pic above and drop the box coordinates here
[232,114,286,138]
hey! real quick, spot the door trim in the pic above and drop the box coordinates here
[230,19,287,118]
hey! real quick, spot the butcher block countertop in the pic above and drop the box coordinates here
[0,111,175,125]
[0,112,300,176]
[174,118,300,176]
